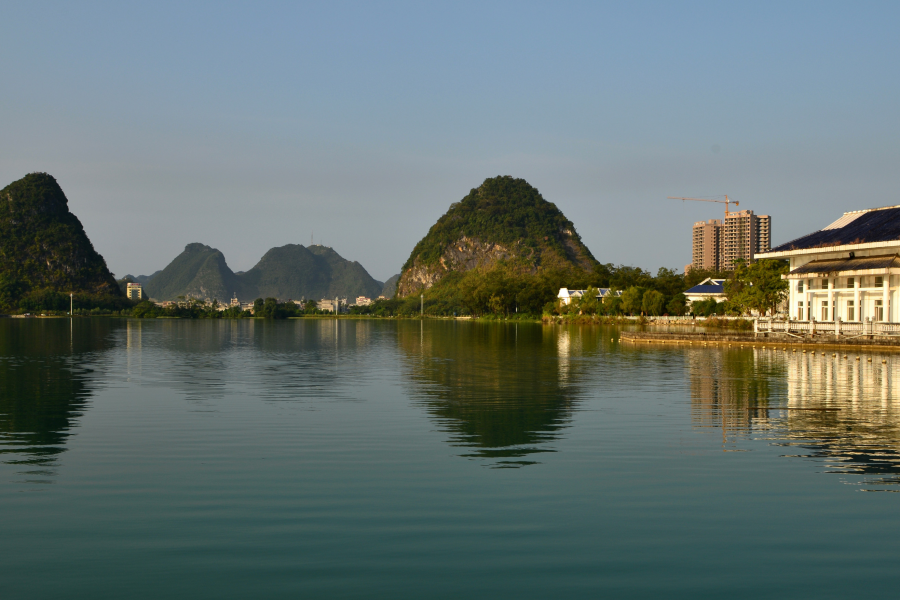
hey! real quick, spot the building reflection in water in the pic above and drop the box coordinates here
[398,322,596,468]
[0,319,121,482]
[689,345,900,489]
[126,319,382,405]
[688,348,788,449]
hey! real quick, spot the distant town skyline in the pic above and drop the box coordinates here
[3,2,900,281]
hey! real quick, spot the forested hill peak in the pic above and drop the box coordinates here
[240,243,382,300]
[0,172,120,307]
[397,176,597,296]
[3,172,71,217]
[143,243,383,302]
[142,243,240,302]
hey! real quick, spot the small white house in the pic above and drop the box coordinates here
[683,278,726,307]
[558,288,621,306]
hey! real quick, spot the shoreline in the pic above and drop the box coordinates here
[620,330,900,352]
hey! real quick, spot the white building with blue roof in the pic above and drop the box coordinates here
[557,288,621,306]
[756,204,900,322]
[684,278,726,307]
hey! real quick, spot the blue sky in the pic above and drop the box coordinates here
[3,1,899,281]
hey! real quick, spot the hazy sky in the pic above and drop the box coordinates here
[3,1,899,281]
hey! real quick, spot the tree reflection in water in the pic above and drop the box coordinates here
[398,321,595,468]
[0,318,120,481]
[688,345,900,490]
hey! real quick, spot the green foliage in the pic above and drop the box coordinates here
[666,293,687,316]
[400,176,597,274]
[132,297,254,319]
[603,295,623,315]
[0,173,121,310]
[724,259,789,316]
[621,287,646,315]
[253,297,302,319]
[691,297,724,317]
[578,287,601,315]
[641,290,666,316]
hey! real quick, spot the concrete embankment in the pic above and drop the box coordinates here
[620,330,900,351]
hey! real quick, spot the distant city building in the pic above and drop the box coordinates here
[691,219,722,272]
[126,282,143,300]
[723,210,771,270]
[230,295,240,308]
[690,211,771,272]
[317,298,348,313]
[355,296,373,306]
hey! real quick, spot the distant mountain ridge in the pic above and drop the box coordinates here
[143,243,383,302]
[0,173,120,308]
[381,274,400,298]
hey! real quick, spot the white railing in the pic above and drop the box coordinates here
[755,318,900,337]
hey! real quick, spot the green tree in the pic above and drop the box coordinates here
[666,293,687,316]
[621,286,645,315]
[578,287,601,315]
[603,295,623,315]
[642,290,666,316]
[725,259,789,316]
[692,297,722,317]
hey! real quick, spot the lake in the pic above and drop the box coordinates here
[2,318,900,598]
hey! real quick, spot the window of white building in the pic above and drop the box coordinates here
[876,299,884,321]
[847,300,855,321]
[847,277,855,289]
[876,276,884,288]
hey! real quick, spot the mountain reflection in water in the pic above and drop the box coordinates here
[398,321,591,467]
[688,346,900,489]
[0,319,120,480]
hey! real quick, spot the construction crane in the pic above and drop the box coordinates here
[668,195,738,217]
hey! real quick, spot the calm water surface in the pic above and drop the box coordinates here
[2,318,900,598]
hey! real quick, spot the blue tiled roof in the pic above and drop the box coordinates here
[770,206,900,253]
[685,283,725,295]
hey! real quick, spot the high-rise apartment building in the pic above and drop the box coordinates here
[691,219,722,271]
[723,210,771,270]
[690,210,771,272]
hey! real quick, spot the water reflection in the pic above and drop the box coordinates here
[688,348,787,448]
[0,319,120,481]
[688,345,900,489]
[129,319,382,404]
[398,322,594,467]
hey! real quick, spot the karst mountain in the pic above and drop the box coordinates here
[396,175,597,297]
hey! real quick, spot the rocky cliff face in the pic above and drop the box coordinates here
[396,176,597,297]
[398,236,518,296]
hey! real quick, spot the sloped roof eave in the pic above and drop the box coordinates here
[757,239,900,260]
